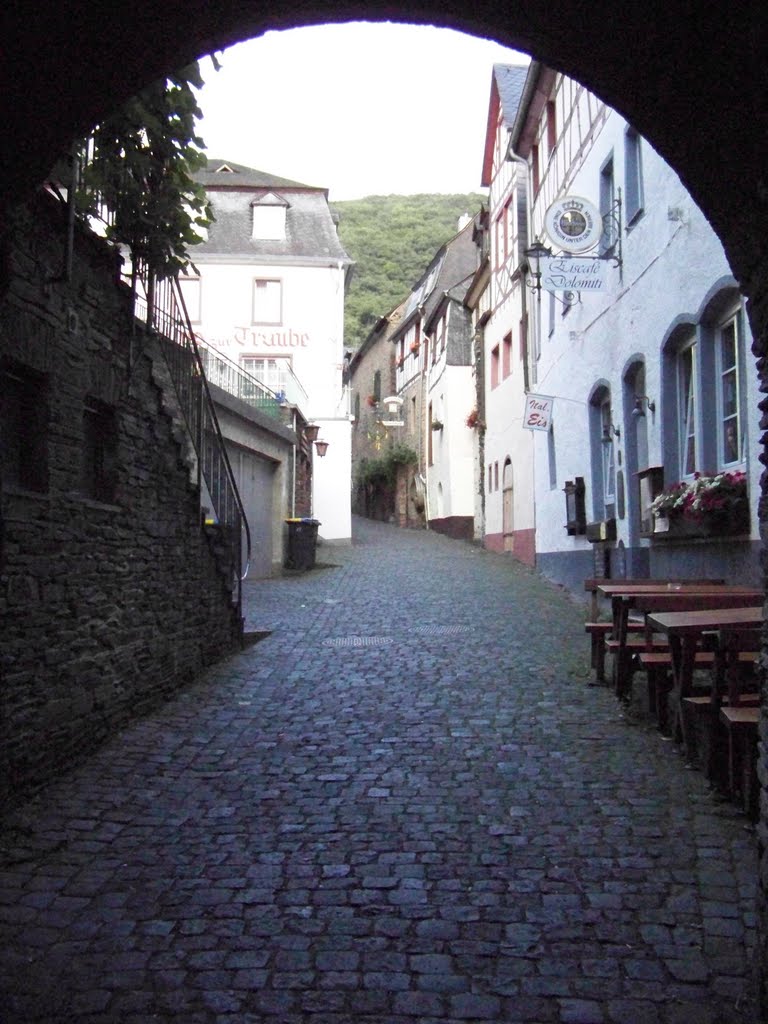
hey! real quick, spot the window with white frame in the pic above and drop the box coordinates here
[589,385,616,521]
[599,155,615,256]
[624,127,644,224]
[661,299,748,491]
[601,399,616,505]
[241,356,291,395]
[677,338,697,478]
[251,193,288,239]
[252,279,282,325]
[716,311,743,467]
[179,273,201,323]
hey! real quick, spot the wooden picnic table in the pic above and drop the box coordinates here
[596,583,762,696]
[646,604,764,753]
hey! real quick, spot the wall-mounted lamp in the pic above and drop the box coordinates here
[602,423,620,444]
[631,395,656,418]
[523,239,553,293]
[314,439,329,458]
[304,423,320,443]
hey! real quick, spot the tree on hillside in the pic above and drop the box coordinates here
[333,193,485,349]
[73,62,213,279]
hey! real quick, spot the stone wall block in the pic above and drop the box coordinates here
[0,191,242,807]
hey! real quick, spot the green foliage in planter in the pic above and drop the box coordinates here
[357,443,418,489]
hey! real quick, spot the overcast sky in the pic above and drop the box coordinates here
[196,23,529,202]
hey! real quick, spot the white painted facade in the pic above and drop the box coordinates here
[425,350,476,525]
[389,219,480,539]
[515,67,760,587]
[479,64,536,563]
[185,163,353,543]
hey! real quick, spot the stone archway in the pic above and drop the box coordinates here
[2,0,768,1009]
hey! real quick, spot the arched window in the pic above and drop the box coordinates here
[589,382,616,521]
[660,286,747,483]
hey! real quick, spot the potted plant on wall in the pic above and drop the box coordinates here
[431,418,443,431]
[650,470,749,537]
[466,407,485,430]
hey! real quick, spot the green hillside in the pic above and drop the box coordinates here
[332,193,486,349]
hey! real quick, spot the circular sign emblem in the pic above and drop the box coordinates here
[544,196,603,253]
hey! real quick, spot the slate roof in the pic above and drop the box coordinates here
[481,63,529,187]
[191,159,351,264]
[493,64,528,127]
[393,215,480,340]
[194,159,316,191]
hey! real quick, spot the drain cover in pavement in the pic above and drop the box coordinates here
[322,635,395,647]
[415,625,474,636]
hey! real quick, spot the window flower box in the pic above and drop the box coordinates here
[650,471,749,539]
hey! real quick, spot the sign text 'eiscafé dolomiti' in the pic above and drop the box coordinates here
[524,394,555,431]
[541,256,606,292]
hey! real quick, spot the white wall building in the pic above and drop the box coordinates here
[479,63,536,564]
[185,160,354,544]
[391,218,480,540]
[509,65,760,589]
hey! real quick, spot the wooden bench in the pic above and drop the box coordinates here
[585,619,644,682]
[584,578,725,686]
[640,649,715,732]
[696,627,762,814]
[719,706,760,818]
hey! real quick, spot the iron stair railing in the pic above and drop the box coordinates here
[136,266,252,611]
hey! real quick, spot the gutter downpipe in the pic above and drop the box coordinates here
[506,145,532,395]
[291,408,297,518]
[506,60,543,397]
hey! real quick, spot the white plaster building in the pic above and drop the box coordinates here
[186,160,354,544]
[478,63,536,564]
[508,65,760,589]
[391,218,480,539]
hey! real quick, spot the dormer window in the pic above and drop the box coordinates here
[251,192,289,240]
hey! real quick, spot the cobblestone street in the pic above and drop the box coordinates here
[0,517,759,1023]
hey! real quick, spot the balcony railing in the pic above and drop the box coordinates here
[136,270,252,607]
[197,345,285,421]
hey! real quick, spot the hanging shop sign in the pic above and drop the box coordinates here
[543,196,603,253]
[540,255,607,292]
[524,393,555,431]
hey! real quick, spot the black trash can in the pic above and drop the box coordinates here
[285,518,321,570]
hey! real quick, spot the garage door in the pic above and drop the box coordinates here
[226,443,276,579]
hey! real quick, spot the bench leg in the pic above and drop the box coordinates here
[652,668,672,733]
[592,635,606,683]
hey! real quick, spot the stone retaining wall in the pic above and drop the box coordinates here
[0,192,242,806]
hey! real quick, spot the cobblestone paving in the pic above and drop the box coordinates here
[0,517,759,1023]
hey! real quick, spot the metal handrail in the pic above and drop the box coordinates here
[197,344,284,419]
[136,269,252,606]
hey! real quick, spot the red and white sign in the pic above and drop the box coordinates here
[524,393,555,431]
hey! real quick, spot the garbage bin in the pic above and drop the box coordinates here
[284,518,321,570]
